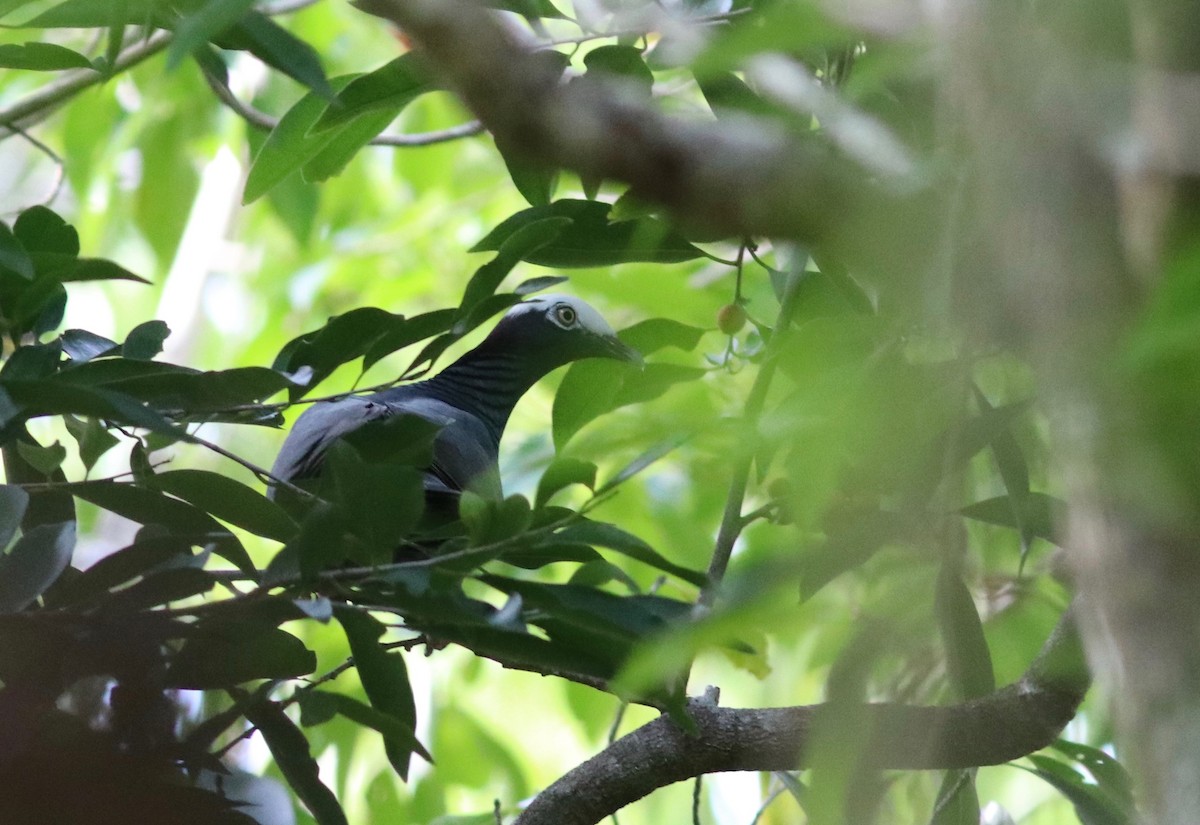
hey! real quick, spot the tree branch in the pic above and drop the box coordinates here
[514,609,1088,825]
[351,0,890,243]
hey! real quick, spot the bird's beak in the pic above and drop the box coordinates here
[604,336,644,369]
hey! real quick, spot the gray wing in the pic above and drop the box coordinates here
[269,394,502,500]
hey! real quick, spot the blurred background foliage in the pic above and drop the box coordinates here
[0,1,1133,823]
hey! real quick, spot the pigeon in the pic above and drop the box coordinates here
[269,294,641,513]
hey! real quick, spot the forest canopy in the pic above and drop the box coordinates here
[1,1,1198,824]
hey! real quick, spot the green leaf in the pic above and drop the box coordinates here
[123,320,170,360]
[551,359,626,449]
[935,565,994,700]
[471,200,703,267]
[535,457,597,506]
[959,492,1065,547]
[326,442,426,555]
[167,0,257,70]
[60,329,118,362]
[243,700,348,825]
[216,11,332,98]
[480,0,563,17]
[102,566,215,612]
[618,318,708,356]
[2,379,184,436]
[167,624,316,688]
[302,106,402,183]
[1021,756,1131,825]
[245,75,357,204]
[272,306,405,398]
[336,609,422,778]
[0,221,34,279]
[457,218,571,321]
[582,45,654,96]
[1050,740,1135,811]
[42,530,197,608]
[15,0,162,27]
[0,41,94,71]
[930,770,980,825]
[327,692,431,763]
[554,519,706,586]
[0,485,29,549]
[15,438,65,474]
[0,521,75,614]
[311,53,434,132]
[61,414,115,474]
[31,256,150,283]
[13,206,79,255]
[361,309,456,370]
[151,469,298,542]
[69,480,255,575]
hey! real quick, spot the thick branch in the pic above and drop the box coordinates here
[515,610,1087,825]
[352,0,886,243]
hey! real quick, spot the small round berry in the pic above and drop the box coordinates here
[717,303,747,335]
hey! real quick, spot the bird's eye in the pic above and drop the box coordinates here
[555,305,577,326]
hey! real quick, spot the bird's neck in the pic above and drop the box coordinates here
[420,342,548,446]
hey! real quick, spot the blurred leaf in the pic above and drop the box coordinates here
[243,700,348,825]
[167,625,316,688]
[582,45,654,96]
[312,53,434,132]
[554,519,705,586]
[0,521,74,614]
[471,200,703,267]
[28,255,150,283]
[535,457,597,506]
[245,75,357,204]
[480,0,563,17]
[930,770,980,825]
[1051,740,1135,811]
[102,567,215,612]
[302,105,402,183]
[0,485,29,549]
[151,469,298,542]
[167,0,257,70]
[43,531,197,608]
[1021,755,1131,825]
[216,11,333,98]
[696,71,776,118]
[935,566,995,700]
[16,0,161,26]
[619,318,708,355]
[336,609,424,778]
[0,41,94,70]
[598,432,690,492]
[15,439,65,475]
[959,493,1065,547]
[0,221,34,279]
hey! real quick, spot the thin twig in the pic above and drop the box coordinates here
[698,261,807,608]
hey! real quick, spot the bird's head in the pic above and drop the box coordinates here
[485,293,643,371]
